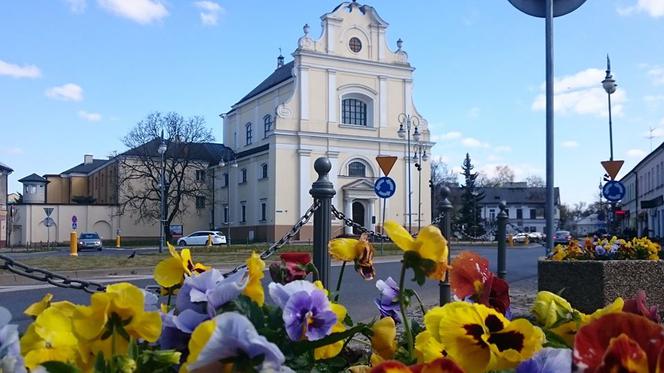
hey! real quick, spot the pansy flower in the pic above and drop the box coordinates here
[177,268,248,317]
[574,312,664,372]
[0,307,26,373]
[516,347,572,373]
[328,233,376,280]
[20,306,80,369]
[416,302,544,372]
[369,358,464,373]
[623,290,660,323]
[370,316,397,365]
[243,252,266,306]
[268,280,337,341]
[154,242,210,288]
[374,277,401,323]
[450,251,510,315]
[384,220,449,282]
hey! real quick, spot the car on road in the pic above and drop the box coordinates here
[553,230,573,245]
[78,232,103,251]
[528,232,544,242]
[513,233,529,243]
[177,231,227,246]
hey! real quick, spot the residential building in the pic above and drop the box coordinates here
[0,162,12,247]
[477,182,561,233]
[620,141,664,237]
[573,213,607,237]
[214,1,433,242]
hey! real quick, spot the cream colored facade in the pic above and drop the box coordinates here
[215,2,433,242]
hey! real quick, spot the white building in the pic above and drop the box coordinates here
[213,1,433,242]
[620,141,664,237]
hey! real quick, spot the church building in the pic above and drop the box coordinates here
[214,1,433,242]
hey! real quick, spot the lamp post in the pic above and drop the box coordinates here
[602,55,617,161]
[397,113,420,232]
[220,151,238,247]
[157,133,168,254]
[414,144,428,231]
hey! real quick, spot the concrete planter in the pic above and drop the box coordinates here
[538,259,664,313]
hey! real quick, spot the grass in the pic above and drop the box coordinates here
[11,243,405,272]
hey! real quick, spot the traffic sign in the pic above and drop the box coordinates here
[374,176,396,198]
[601,160,624,180]
[44,217,55,227]
[376,156,398,176]
[72,222,78,230]
[603,180,626,202]
[43,207,54,217]
[72,215,78,224]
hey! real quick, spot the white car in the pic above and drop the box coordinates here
[177,231,227,246]
[528,232,544,242]
[513,233,529,243]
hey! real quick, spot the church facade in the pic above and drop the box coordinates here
[214,1,433,242]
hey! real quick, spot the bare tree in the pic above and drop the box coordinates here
[118,112,215,241]
[525,175,545,187]
[477,165,515,187]
[431,159,458,186]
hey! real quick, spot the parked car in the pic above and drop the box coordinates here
[553,230,573,245]
[528,232,544,242]
[78,232,103,251]
[177,231,227,246]
[513,233,529,243]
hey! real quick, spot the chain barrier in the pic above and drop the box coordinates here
[0,254,107,293]
[430,210,447,227]
[330,205,390,241]
[223,200,321,275]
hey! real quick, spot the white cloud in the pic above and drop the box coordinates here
[45,83,83,101]
[532,68,627,117]
[78,110,102,122]
[432,131,462,141]
[618,0,664,17]
[461,137,489,148]
[0,146,24,156]
[647,65,664,85]
[98,0,168,24]
[0,59,41,79]
[194,1,224,26]
[487,154,502,162]
[562,140,579,148]
[495,145,512,153]
[65,0,86,13]
[467,106,480,119]
[645,95,664,106]
[627,148,647,158]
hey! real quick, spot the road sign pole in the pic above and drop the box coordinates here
[381,197,386,255]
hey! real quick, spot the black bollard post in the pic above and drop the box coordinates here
[439,186,453,305]
[309,157,336,289]
[497,200,508,279]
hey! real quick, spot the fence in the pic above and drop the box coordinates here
[0,157,511,306]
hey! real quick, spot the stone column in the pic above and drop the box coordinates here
[344,197,352,235]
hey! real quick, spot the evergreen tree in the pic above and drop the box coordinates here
[457,153,485,237]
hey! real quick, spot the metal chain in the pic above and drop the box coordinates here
[223,200,321,275]
[430,210,447,226]
[330,205,390,241]
[0,254,107,293]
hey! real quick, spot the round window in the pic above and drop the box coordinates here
[349,37,362,53]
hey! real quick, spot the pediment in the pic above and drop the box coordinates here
[342,178,375,191]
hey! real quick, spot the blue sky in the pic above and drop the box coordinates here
[1,0,663,206]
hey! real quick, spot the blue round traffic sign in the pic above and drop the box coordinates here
[602,180,625,202]
[374,176,396,198]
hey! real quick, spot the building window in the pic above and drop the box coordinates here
[342,98,367,126]
[240,168,247,184]
[516,209,523,220]
[195,170,206,182]
[348,161,366,177]
[223,205,228,223]
[260,200,267,222]
[223,173,228,187]
[264,115,272,135]
[260,163,268,179]
[349,37,362,53]
[196,196,206,209]
[489,209,496,221]
[240,201,247,223]
[530,209,536,219]
[245,122,253,145]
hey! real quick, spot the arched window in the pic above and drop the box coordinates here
[263,115,272,135]
[342,98,367,126]
[348,161,366,177]
[245,122,253,145]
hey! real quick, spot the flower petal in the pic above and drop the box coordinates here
[154,256,185,288]
[329,238,361,261]
[384,220,416,252]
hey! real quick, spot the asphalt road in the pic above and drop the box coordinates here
[1,244,544,331]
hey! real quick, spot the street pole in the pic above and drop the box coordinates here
[439,186,453,305]
[407,119,412,233]
[544,0,555,254]
[159,151,165,253]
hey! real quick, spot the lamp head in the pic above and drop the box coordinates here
[412,127,421,142]
[397,124,405,138]
[158,142,167,155]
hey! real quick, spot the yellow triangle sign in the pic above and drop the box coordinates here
[601,160,624,180]
[376,156,398,176]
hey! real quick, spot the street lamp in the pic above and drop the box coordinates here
[220,151,238,247]
[157,132,168,254]
[602,55,617,161]
[414,144,428,231]
[397,113,420,232]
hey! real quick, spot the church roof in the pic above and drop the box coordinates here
[233,61,294,106]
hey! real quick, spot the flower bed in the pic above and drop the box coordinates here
[3,225,664,372]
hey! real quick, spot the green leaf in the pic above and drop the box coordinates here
[40,361,82,373]
[291,324,370,354]
[543,329,572,349]
[94,352,107,373]
[232,295,265,329]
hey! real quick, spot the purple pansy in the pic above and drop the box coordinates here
[374,277,401,323]
[268,280,337,341]
[176,268,248,317]
[516,347,572,373]
[0,307,26,373]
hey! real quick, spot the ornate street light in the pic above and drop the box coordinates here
[157,132,168,254]
[414,144,428,231]
[397,113,420,232]
[602,55,617,161]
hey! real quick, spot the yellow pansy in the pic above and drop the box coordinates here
[384,220,449,281]
[20,306,80,369]
[328,233,376,280]
[154,242,210,288]
[182,319,217,373]
[550,297,624,346]
[422,302,544,372]
[370,316,397,365]
[243,251,265,306]
[314,302,348,360]
[531,291,576,328]
[24,293,53,317]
